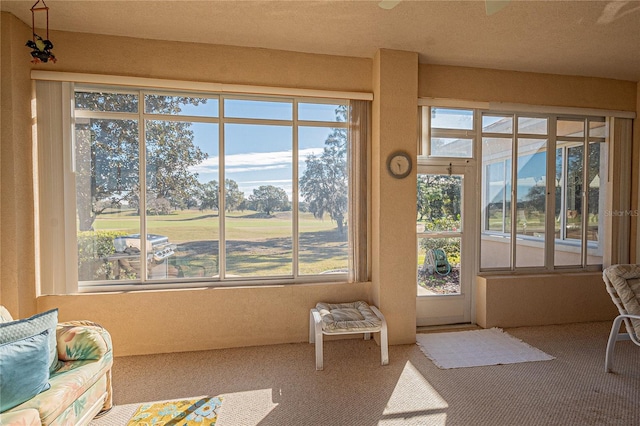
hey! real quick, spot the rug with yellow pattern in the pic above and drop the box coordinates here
[127,396,222,425]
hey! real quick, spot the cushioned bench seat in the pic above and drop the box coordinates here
[310,301,388,370]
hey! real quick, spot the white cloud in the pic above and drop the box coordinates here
[189,147,324,175]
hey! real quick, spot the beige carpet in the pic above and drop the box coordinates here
[91,321,640,425]
[416,328,555,369]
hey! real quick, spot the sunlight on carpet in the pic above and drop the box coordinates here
[380,361,448,424]
[416,328,555,369]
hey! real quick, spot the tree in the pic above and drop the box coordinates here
[416,174,461,223]
[145,120,206,211]
[224,179,245,212]
[249,185,289,215]
[299,105,348,234]
[74,92,207,231]
[197,179,245,212]
[198,180,219,211]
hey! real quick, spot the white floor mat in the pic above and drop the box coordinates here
[416,328,555,369]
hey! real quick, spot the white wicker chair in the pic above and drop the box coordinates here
[602,264,640,373]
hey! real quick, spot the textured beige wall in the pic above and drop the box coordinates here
[371,49,418,345]
[38,282,370,356]
[419,64,637,112]
[1,13,37,318]
[38,29,372,93]
[475,273,618,328]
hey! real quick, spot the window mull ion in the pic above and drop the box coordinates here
[25,0,56,64]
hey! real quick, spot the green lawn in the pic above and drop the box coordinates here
[89,208,347,279]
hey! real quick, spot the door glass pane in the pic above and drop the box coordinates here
[515,138,546,268]
[481,137,511,269]
[417,175,462,232]
[75,118,141,282]
[224,123,293,277]
[417,174,462,296]
[418,237,461,295]
[146,120,219,279]
[298,126,349,275]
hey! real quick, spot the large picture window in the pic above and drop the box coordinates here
[72,86,361,288]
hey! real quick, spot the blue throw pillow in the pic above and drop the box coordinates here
[0,308,59,373]
[0,329,52,412]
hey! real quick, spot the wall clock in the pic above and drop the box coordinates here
[387,151,412,179]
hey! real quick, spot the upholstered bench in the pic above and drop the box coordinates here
[309,301,388,370]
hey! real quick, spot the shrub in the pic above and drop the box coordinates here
[77,230,129,281]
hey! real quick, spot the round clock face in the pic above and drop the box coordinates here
[387,152,412,178]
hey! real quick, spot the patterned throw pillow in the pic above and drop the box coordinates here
[0,308,59,373]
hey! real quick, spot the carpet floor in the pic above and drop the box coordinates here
[91,321,640,426]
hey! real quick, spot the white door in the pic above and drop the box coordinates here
[416,164,476,326]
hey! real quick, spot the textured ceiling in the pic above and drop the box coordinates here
[2,0,640,81]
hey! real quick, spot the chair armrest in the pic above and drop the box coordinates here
[56,320,112,362]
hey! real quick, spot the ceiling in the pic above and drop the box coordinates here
[2,0,640,82]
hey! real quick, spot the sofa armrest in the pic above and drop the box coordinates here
[56,321,112,362]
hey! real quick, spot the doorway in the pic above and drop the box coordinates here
[416,163,476,326]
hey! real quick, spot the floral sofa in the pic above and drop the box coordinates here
[0,306,113,426]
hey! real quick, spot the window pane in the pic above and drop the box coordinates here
[144,94,218,117]
[589,119,608,138]
[75,118,141,282]
[483,115,513,133]
[515,139,547,267]
[484,162,508,232]
[418,237,460,295]
[224,99,292,120]
[430,138,473,158]
[224,124,293,277]
[587,141,605,265]
[431,108,473,130]
[298,103,347,122]
[518,117,548,135]
[557,119,585,137]
[298,126,349,275]
[145,120,219,279]
[75,91,138,113]
[481,137,511,269]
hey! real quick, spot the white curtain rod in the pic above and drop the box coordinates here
[31,71,374,101]
[419,97,636,119]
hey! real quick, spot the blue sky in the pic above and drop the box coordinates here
[181,100,344,199]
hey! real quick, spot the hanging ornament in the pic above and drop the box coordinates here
[25,0,56,63]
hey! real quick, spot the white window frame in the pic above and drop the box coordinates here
[418,102,624,274]
[70,84,354,292]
